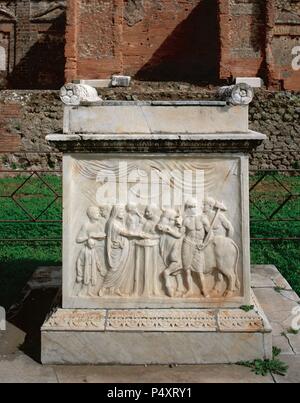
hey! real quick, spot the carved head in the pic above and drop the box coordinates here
[126,202,138,214]
[87,206,100,221]
[163,208,182,227]
[184,198,198,216]
[144,204,159,220]
[99,205,111,219]
[203,197,216,213]
[110,205,125,220]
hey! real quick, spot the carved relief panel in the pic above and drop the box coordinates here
[63,154,251,309]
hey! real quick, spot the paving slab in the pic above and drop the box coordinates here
[280,290,300,303]
[0,354,57,383]
[251,265,280,280]
[0,265,299,383]
[251,272,275,288]
[253,288,298,331]
[273,355,300,384]
[272,335,295,355]
[251,265,293,290]
[53,364,274,384]
[286,333,300,355]
[0,322,25,355]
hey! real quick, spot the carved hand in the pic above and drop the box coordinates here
[87,239,96,249]
[196,242,204,251]
[90,232,106,240]
[140,232,153,239]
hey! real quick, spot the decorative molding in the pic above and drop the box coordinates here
[42,308,106,331]
[218,310,264,332]
[47,133,266,154]
[43,307,269,333]
[107,310,217,332]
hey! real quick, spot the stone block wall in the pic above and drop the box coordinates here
[249,91,300,170]
[0,90,63,170]
[0,87,299,171]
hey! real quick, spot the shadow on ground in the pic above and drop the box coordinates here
[0,260,61,362]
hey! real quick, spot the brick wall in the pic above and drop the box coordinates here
[0,1,299,90]
[66,0,300,90]
[65,0,220,83]
[219,0,300,90]
[0,102,22,152]
[0,0,66,89]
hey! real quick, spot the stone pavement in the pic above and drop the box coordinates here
[0,265,299,383]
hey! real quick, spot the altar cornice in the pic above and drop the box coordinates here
[47,131,266,153]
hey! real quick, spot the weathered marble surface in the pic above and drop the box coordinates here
[63,103,249,134]
[41,332,271,365]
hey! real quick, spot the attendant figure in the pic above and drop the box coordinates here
[126,202,144,231]
[203,197,234,238]
[182,199,210,297]
[135,205,161,297]
[76,206,107,297]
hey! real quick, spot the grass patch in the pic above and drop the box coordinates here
[238,347,288,377]
[0,174,62,309]
[250,173,300,295]
[0,173,299,308]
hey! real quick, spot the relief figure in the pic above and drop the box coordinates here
[99,205,148,297]
[203,197,234,238]
[76,206,107,297]
[126,202,144,232]
[135,205,161,297]
[200,198,240,297]
[75,197,241,300]
[125,203,146,296]
[182,199,211,298]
